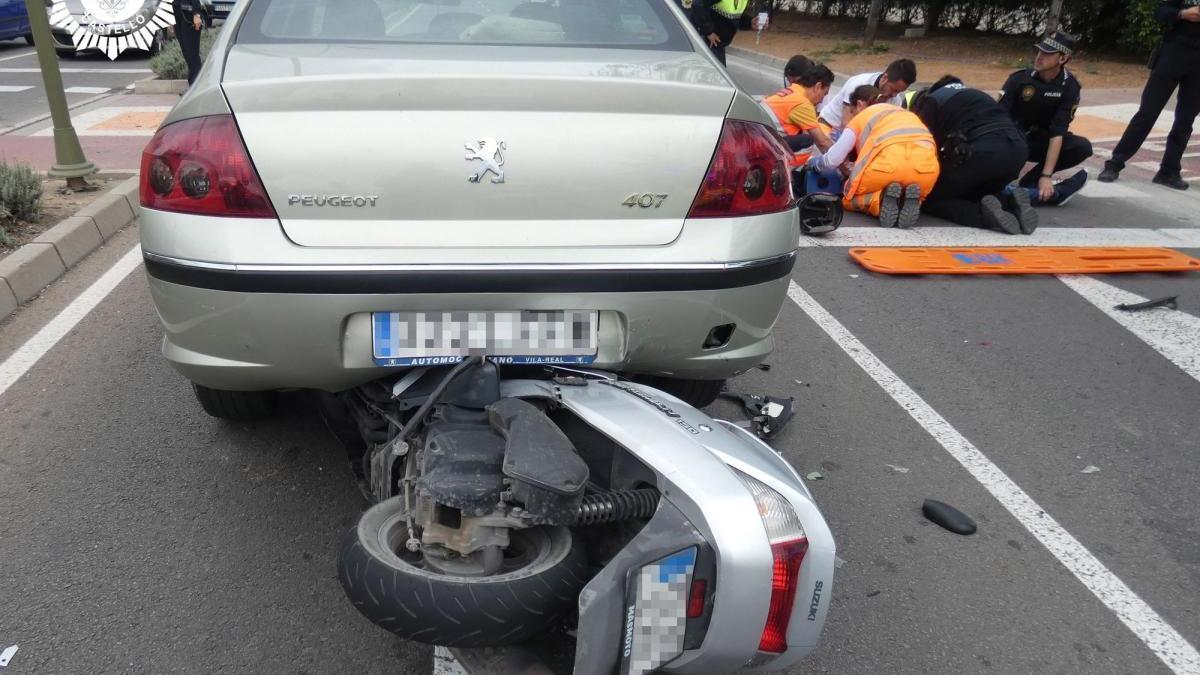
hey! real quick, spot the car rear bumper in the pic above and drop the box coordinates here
[143,253,794,392]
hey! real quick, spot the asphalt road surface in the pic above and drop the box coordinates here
[0,41,155,131]
[0,55,1198,675]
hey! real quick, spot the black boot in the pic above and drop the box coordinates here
[1004,189,1038,234]
[1152,172,1189,191]
[981,195,1021,235]
[1098,162,1121,183]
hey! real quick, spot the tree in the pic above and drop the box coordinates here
[924,0,948,31]
[864,0,884,46]
[1046,0,1065,35]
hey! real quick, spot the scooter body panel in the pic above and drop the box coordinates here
[501,378,835,674]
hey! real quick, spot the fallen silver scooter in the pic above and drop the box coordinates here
[330,357,835,674]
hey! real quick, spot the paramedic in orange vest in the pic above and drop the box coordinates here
[764,61,836,165]
[805,85,940,229]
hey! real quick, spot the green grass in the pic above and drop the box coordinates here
[816,41,892,60]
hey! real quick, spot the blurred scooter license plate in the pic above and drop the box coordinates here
[372,310,598,367]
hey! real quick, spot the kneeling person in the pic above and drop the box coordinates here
[764,61,837,164]
[999,31,1092,203]
[807,86,940,229]
[911,76,1038,234]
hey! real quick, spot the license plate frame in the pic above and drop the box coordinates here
[371,310,599,367]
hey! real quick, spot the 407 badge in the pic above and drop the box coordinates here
[50,0,176,60]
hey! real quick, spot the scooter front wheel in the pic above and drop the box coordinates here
[338,496,589,647]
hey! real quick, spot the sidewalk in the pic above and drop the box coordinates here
[0,92,176,174]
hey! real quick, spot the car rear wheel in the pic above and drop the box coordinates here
[192,383,277,420]
[24,34,35,46]
[635,376,725,408]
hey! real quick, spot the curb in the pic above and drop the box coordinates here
[727,46,852,81]
[728,45,789,71]
[134,76,187,95]
[0,177,140,314]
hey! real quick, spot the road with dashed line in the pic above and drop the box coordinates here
[0,41,153,131]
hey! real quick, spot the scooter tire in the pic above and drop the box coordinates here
[339,496,589,647]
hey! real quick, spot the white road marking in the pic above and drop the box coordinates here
[1092,133,1167,144]
[1059,276,1200,383]
[0,85,34,93]
[787,280,1200,675]
[0,245,142,400]
[433,647,470,675]
[64,86,111,94]
[0,50,36,63]
[0,91,115,135]
[798,227,1200,248]
[1079,104,1175,133]
[0,67,152,73]
[31,105,171,137]
[1078,181,1148,199]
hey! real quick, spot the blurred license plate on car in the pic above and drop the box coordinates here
[372,310,598,367]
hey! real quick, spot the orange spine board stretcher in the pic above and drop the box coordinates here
[849,247,1200,275]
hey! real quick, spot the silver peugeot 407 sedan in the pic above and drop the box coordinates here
[139,0,799,416]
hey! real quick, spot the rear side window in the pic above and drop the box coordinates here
[236,0,689,49]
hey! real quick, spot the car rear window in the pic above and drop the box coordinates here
[236,0,689,49]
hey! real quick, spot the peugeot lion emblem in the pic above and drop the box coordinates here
[465,138,506,184]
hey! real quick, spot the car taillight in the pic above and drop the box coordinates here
[140,115,276,218]
[688,119,793,218]
[735,470,808,655]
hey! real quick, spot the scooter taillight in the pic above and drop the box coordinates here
[760,538,808,653]
[734,470,808,655]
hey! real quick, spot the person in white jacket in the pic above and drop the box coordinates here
[818,59,917,129]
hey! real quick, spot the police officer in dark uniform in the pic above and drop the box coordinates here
[1000,31,1093,203]
[172,0,206,86]
[672,0,715,51]
[1099,1,1200,190]
[912,76,1037,234]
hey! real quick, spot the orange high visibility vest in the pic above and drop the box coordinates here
[843,104,936,198]
[764,84,812,136]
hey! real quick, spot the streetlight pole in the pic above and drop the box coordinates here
[23,0,96,189]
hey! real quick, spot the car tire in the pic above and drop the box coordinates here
[634,376,725,408]
[24,34,35,46]
[339,496,589,647]
[192,383,277,420]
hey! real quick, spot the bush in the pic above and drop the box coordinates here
[0,162,42,241]
[150,28,219,80]
[1116,0,1162,55]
